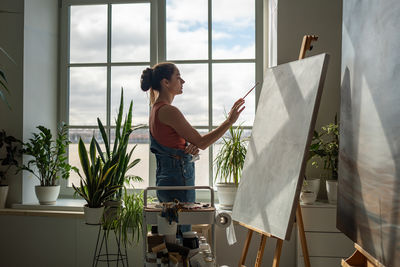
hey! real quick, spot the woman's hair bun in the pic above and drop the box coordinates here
[140,67,153,92]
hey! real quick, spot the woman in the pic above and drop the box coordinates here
[140,62,245,204]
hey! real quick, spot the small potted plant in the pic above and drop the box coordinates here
[0,130,22,208]
[21,123,76,204]
[104,188,145,246]
[72,137,121,225]
[214,123,248,209]
[309,116,339,204]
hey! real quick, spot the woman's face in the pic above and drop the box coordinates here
[168,67,185,95]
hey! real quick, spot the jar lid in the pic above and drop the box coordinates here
[182,231,197,238]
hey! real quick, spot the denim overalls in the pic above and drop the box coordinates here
[150,134,196,203]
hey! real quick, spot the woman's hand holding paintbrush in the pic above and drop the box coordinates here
[242,81,260,99]
[185,82,259,160]
[226,82,260,124]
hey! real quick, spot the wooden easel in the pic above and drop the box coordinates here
[342,243,384,267]
[237,35,318,267]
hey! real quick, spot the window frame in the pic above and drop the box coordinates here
[59,0,265,200]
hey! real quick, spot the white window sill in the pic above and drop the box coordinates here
[11,198,86,212]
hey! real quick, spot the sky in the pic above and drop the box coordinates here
[68,0,256,128]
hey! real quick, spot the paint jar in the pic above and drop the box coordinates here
[182,231,199,249]
[199,236,211,252]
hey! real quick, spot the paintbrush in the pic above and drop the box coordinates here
[242,81,260,99]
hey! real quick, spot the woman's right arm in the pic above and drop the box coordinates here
[158,99,245,150]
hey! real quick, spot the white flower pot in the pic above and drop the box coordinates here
[326,180,338,204]
[0,185,9,209]
[157,215,177,236]
[216,183,238,210]
[300,191,316,205]
[35,185,60,205]
[302,178,320,197]
[84,205,105,225]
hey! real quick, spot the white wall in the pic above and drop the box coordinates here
[22,0,59,203]
[277,0,343,195]
[0,214,143,267]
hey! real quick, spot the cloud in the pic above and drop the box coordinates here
[167,0,208,24]
[69,67,107,125]
[111,4,151,62]
[70,5,108,63]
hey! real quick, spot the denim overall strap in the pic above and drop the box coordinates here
[150,134,195,203]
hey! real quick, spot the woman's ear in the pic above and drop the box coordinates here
[161,78,169,89]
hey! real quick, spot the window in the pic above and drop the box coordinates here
[60,0,264,197]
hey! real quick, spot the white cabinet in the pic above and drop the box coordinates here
[297,202,354,267]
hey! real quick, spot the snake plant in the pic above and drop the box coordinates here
[72,137,121,208]
[94,88,143,200]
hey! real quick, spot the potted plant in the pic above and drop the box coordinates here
[103,188,145,246]
[72,137,121,225]
[214,124,248,209]
[309,116,339,204]
[300,190,316,205]
[21,123,76,204]
[95,89,142,215]
[0,130,22,208]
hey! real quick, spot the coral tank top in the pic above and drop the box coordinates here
[150,102,186,150]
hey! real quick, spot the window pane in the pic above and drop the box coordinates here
[212,63,255,126]
[212,0,255,59]
[195,129,209,186]
[173,64,208,126]
[166,0,208,60]
[111,66,150,126]
[68,128,103,188]
[69,67,107,126]
[70,5,107,63]
[112,3,150,62]
[110,129,149,189]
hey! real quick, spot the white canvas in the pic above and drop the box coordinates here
[232,53,329,240]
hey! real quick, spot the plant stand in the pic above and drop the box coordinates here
[92,224,129,267]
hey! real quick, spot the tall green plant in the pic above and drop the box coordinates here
[21,123,76,186]
[95,88,143,200]
[72,137,121,208]
[214,124,248,186]
[309,116,339,180]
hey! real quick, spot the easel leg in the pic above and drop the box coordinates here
[255,234,267,267]
[272,239,283,267]
[239,229,253,267]
[297,203,311,267]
